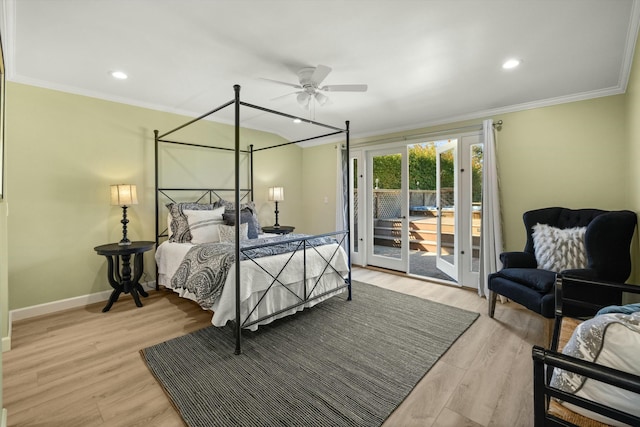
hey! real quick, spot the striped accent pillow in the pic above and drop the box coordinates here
[184,207,226,244]
[532,223,587,272]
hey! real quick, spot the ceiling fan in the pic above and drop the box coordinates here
[264,64,368,109]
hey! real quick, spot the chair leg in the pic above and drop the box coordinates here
[488,291,498,318]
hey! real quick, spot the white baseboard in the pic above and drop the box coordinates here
[5,282,156,351]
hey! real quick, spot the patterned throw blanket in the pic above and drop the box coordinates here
[170,234,338,309]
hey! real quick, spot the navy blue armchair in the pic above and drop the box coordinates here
[488,207,637,322]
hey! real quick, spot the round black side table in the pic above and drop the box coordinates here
[94,241,155,312]
[262,225,295,235]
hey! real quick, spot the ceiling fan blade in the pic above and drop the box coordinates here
[260,77,302,89]
[320,84,368,92]
[270,91,302,101]
[310,65,332,86]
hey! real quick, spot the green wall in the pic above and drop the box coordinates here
[5,82,303,311]
[301,144,339,235]
[496,96,628,252]
[625,29,640,283]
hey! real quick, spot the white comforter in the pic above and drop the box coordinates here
[155,236,350,330]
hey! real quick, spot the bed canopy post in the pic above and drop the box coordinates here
[234,84,243,355]
[249,144,254,202]
[154,129,160,290]
[345,121,352,301]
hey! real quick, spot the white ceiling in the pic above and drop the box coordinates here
[3,0,640,143]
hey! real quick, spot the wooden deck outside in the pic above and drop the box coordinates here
[374,210,481,255]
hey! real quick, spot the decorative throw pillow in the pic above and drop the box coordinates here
[219,199,262,234]
[550,312,640,426]
[184,207,225,244]
[532,224,587,272]
[218,223,248,243]
[223,208,259,239]
[166,202,222,243]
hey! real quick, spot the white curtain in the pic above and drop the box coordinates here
[335,144,348,246]
[478,119,504,297]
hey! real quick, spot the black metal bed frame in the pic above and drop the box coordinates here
[532,275,640,426]
[154,85,352,354]
[532,346,640,426]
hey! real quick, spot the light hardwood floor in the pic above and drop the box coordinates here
[3,267,546,426]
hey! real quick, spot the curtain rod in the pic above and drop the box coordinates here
[351,119,503,148]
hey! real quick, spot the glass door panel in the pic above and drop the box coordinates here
[436,141,457,281]
[367,148,407,272]
[457,134,482,287]
[470,143,483,274]
[350,153,363,266]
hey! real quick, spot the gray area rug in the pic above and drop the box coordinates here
[141,281,479,427]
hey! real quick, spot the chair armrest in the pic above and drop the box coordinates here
[499,251,537,269]
[532,346,640,427]
[559,268,598,280]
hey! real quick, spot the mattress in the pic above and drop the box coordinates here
[155,236,350,330]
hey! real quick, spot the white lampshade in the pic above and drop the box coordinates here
[110,184,138,206]
[268,187,284,202]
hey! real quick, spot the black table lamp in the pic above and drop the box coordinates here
[110,184,138,245]
[268,186,284,227]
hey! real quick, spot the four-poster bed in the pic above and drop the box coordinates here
[154,85,352,354]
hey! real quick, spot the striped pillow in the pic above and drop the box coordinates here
[184,207,226,244]
[167,202,222,243]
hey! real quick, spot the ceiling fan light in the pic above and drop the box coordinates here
[314,92,328,106]
[297,92,309,106]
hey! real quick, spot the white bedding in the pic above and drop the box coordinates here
[155,235,350,330]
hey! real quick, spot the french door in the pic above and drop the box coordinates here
[354,132,481,288]
[366,147,408,272]
[433,134,481,287]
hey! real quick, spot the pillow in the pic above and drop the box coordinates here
[166,202,222,243]
[223,208,259,239]
[219,199,262,234]
[218,223,248,243]
[184,207,225,244]
[532,224,587,272]
[550,312,640,426]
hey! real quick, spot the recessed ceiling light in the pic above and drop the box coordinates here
[110,71,128,80]
[293,118,302,124]
[502,59,521,70]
